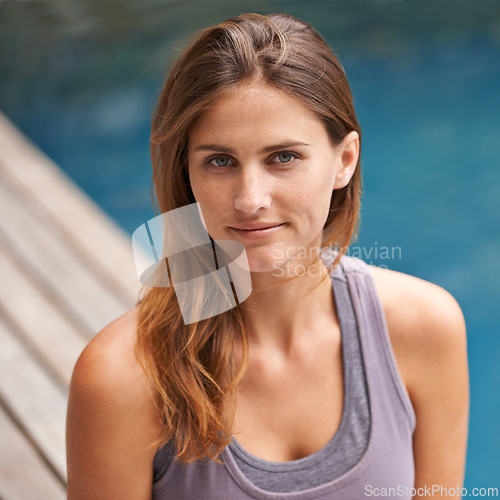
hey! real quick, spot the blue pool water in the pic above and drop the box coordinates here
[1,0,499,488]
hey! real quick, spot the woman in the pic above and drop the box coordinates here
[66,13,469,499]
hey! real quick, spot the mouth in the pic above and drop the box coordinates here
[228,222,286,240]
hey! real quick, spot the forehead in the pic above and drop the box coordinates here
[189,82,328,147]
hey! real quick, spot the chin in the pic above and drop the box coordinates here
[245,250,283,275]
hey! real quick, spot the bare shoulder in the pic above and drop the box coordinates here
[368,266,470,487]
[367,265,468,399]
[368,264,466,343]
[68,304,159,434]
[67,306,162,499]
[71,306,144,393]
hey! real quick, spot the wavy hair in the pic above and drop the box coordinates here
[135,12,362,463]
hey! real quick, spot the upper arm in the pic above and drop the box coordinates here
[409,287,469,497]
[370,267,470,497]
[66,309,163,500]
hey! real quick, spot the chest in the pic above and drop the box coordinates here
[232,336,344,462]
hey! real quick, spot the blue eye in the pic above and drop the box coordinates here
[209,156,233,167]
[271,152,298,164]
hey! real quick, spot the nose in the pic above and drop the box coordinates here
[233,167,272,214]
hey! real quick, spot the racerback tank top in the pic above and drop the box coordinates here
[153,249,371,491]
[152,253,417,499]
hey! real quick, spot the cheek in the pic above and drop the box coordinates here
[189,170,219,206]
[309,190,334,228]
[189,177,231,231]
[289,167,335,216]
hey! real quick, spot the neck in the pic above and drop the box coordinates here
[239,256,335,352]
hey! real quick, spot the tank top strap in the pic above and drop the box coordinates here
[337,254,416,433]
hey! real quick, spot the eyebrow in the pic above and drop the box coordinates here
[192,142,310,155]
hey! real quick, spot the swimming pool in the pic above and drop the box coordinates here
[1,0,499,487]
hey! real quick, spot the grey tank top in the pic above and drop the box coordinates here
[152,253,417,499]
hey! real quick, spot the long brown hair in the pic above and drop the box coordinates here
[135,12,362,463]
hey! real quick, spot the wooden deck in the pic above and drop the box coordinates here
[0,111,144,499]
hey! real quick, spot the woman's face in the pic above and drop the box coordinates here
[187,81,358,274]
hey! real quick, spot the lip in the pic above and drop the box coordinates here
[229,222,285,240]
[230,222,284,230]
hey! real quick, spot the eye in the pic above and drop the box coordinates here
[207,156,234,168]
[270,151,299,164]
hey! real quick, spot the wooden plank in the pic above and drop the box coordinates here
[0,246,86,387]
[0,171,129,337]
[0,111,154,497]
[0,404,66,500]
[0,110,143,306]
[0,318,68,482]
